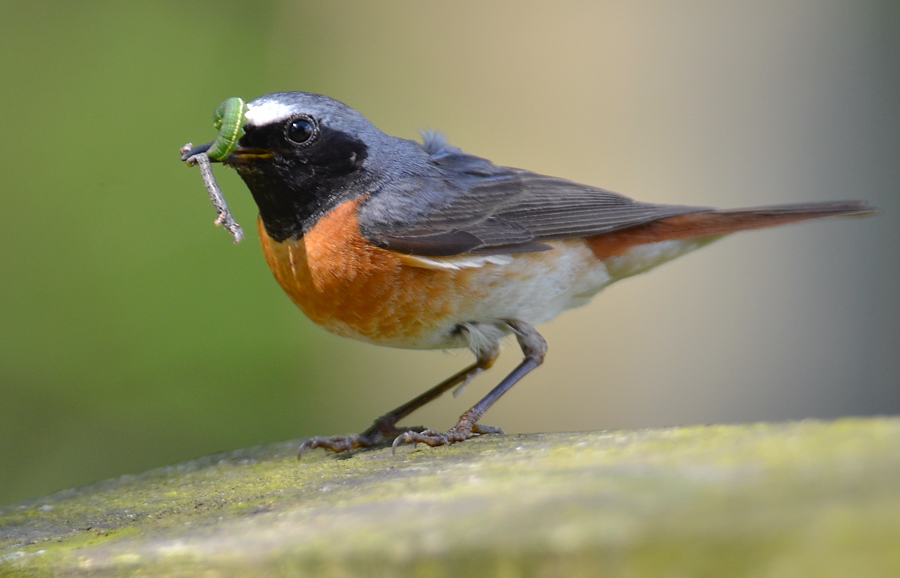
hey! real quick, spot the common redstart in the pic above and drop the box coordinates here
[183,92,874,454]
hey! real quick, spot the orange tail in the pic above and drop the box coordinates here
[587,201,875,260]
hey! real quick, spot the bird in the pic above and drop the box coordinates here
[184,91,874,454]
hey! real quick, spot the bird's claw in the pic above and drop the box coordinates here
[391,422,504,453]
[297,420,430,458]
[297,433,379,457]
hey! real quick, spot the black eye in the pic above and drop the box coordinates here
[287,118,315,144]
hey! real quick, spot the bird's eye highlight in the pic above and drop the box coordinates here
[287,118,315,144]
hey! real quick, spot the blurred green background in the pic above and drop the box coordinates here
[1,1,898,506]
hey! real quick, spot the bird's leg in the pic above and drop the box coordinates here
[298,344,500,456]
[393,320,547,451]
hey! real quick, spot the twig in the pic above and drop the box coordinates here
[180,142,244,243]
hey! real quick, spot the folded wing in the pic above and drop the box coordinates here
[358,147,872,257]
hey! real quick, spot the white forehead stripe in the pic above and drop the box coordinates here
[244,100,294,126]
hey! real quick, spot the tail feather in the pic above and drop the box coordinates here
[586,200,875,260]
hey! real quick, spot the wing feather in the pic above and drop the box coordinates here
[358,148,711,256]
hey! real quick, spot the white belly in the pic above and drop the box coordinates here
[407,237,716,352]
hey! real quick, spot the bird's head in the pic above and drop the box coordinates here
[192,92,400,242]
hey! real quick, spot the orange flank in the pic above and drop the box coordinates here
[259,200,464,347]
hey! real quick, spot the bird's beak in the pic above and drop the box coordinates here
[180,142,274,164]
[225,147,275,164]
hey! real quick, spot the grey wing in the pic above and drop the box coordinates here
[358,149,712,257]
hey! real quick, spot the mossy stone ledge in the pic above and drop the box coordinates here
[2,418,900,577]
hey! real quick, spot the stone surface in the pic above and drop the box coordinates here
[2,418,900,576]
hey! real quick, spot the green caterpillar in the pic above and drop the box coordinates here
[206,97,248,161]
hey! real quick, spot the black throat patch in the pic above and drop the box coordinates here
[230,124,370,242]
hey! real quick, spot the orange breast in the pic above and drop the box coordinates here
[258,199,465,348]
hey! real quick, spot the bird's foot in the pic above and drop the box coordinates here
[297,416,427,457]
[297,434,377,456]
[391,418,504,452]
